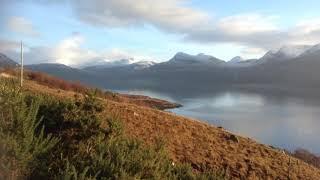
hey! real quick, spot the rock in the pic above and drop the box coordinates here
[226,134,239,143]
[171,162,175,166]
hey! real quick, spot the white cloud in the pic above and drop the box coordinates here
[4,0,320,60]
[0,39,20,52]
[71,0,210,34]
[216,14,278,35]
[67,1,320,53]
[66,1,287,50]
[101,48,152,62]
[184,13,285,50]
[286,18,320,45]
[240,47,266,59]
[0,33,153,66]
[51,33,98,65]
[7,16,40,37]
[294,18,320,35]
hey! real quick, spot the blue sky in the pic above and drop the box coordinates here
[1,0,320,66]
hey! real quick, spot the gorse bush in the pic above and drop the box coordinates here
[0,79,59,179]
[0,78,224,180]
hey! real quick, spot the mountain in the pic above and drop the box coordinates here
[83,59,156,71]
[260,45,312,63]
[300,44,320,56]
[167,52,224,65]
[26,63,105,88]
[0,53,18,68]
[131,61,157,70]
[82,58,135,71]
[279,45,312,57]
[227,56,260,67]
[3,43,320,94]
[229,56,244,63]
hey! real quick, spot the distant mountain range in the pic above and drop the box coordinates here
[2,43,320,94]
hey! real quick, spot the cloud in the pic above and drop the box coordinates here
[51,33,98,65]
[66,0,320,51]
[101,48,151,62]
[240,47,266,59]
[287,18,320,45]
[0,39,20,52]
[216,14,278,35]
[0,33,97,65]
[0,33,153,66]
[184,13,286,50]
[70,0,210,33]
[4,0,320,60]
[7,16,40,37]
[66,1,282,47]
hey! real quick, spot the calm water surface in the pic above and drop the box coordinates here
[117,89,320,154]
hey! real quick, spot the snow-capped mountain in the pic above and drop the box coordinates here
[300,44,320,56]
[260,45,312,63]
[168,52,223,64]
[278,45,312,58]
[226,57,258,67]
[82,58,157,72]
[229,56,244,63]
[82,58,137,71]
[3,42,320,93]
[131,61,157,70]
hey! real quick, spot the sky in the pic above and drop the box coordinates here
[1,0,320,66]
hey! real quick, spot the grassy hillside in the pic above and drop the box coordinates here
[0,77,221,180]
[1,71,320,179]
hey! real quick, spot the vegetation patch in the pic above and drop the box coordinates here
[0,78,224,180]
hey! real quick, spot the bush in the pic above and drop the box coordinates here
[0,78,59,179]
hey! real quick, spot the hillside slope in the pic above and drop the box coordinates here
[16,76,320,179]
[0,53,18,68]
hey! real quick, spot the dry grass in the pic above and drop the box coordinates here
[102,100,320,179]
[1,68,88,93]
[4,72,320,179]
[292,149,320,169]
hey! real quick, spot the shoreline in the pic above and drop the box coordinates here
[117,93,183,110]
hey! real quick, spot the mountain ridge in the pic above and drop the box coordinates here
[3,43,320,93]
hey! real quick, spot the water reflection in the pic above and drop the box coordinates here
[116,89,320,154]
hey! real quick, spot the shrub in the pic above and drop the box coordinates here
[0,79,59,179]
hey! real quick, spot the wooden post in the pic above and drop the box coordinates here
[20,41,23,87]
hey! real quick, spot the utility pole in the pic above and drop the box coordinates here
[20,41,24,87]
